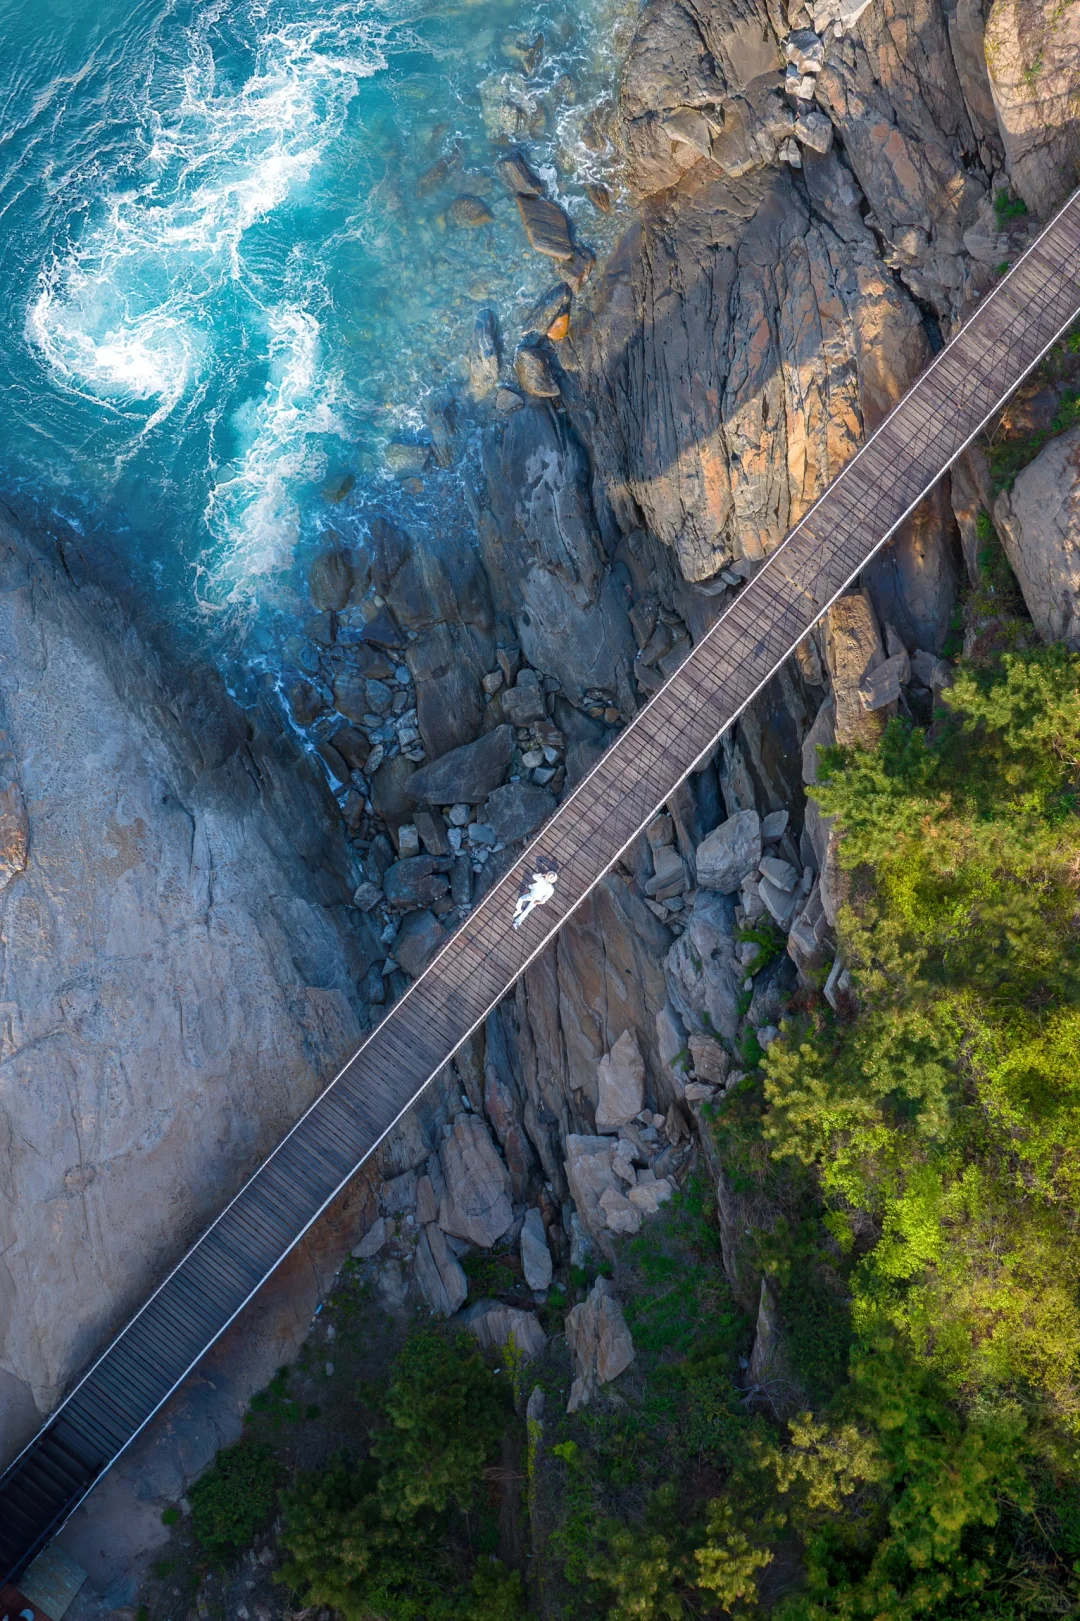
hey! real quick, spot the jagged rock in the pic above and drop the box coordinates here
[515,344,561,398]
[565,1134,627,1251]
[469,309,501,399]
[984,0,1080,215]
[749,955,797,1029]
[465,1300,546,1360]
[497,151,544,195]
[391,909,446,977]
[371,755,419,833]
[628,1176,674,1214]
[520,1207,553,1290]
[501,681,548,725]
[524,283,573,339]
[813,0,988,318]
[353,1216,392,1260]
[383,855,451,909]
[759,856,798,891]
[825,592,891,749]
[795,107,833,153]
[484,780,555,843]
[747,1276,788,1388]
[516,194,573,258]
[480,404,637,712]
[599,1184,644,1234]
[438,1113,514,1248]
[688,1033,729,1083]
[415,809,451,857]
[696,809,762,894]
[859,652,907,710]
[289,679,323,726]
[415,1223,468,1317]
[993,426,1080,645]
[645,844,686,899]
[332,725,370,772]
[910,648,954,689]
[759,875,799,929]
[406,725,514,804]
[666,890,742,1041]
[416,1174,439,1225]
[566,1277,635,1411]
[596,1028,647,1131]
[380,1169,418,1215]
[580,165,929,581]
[787,881,833,979]
[309,546,355,611]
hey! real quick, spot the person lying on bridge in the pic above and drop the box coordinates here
[512,856,559,929]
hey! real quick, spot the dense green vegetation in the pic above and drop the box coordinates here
[277,1330,524,1620]
[188,1441,281,1557]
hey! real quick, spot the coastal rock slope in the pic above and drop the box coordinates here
[0,514,380,1470]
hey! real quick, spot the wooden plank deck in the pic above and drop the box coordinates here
[4,189,1080,1583]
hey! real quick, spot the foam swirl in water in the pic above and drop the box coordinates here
[26,2,389,593]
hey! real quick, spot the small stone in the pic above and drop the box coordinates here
[352,1215,391,1259]
[467,821,497,847]
[391,909,446,976]
[449,802,471,826]
[495,387,525,412]
[759,855,798,891]
[547,311,570,341]
[628,1177,674,1214]
[502,683,548,726]
[414,808,451,857]
[795,107,834,153]
[599,1185,643,1235]
[515,344,560,398]
[352,880,383,912]
[784,27,825,71]
[397,823,421,858]
[758,1024,781,1048]
[449,195,494,227]
[288,679,323,726]
[483,669,504,695]
[585,181,612,212]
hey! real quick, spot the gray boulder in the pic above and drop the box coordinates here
[501,682,548,726]
[383,855,451,909]
[696,809,762,893]
[520,1207,553,1291]
[391,909,446,977]
[484,781,555,844]
[994,425,1080,646]
[564,1134,626,1254]
[595,1029,646,1132]
[406,726,514,804]
[465,1300,546,1360]
[566,1277,635,1411]
[438,1113,514,1248]
[415,1223,468,1318]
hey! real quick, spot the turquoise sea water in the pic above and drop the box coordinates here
[0,0,629,693]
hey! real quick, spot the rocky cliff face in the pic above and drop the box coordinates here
[0,513,383,1470]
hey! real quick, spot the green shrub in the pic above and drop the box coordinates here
[189,1441,280,1557]
[278,1331,514,1621]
